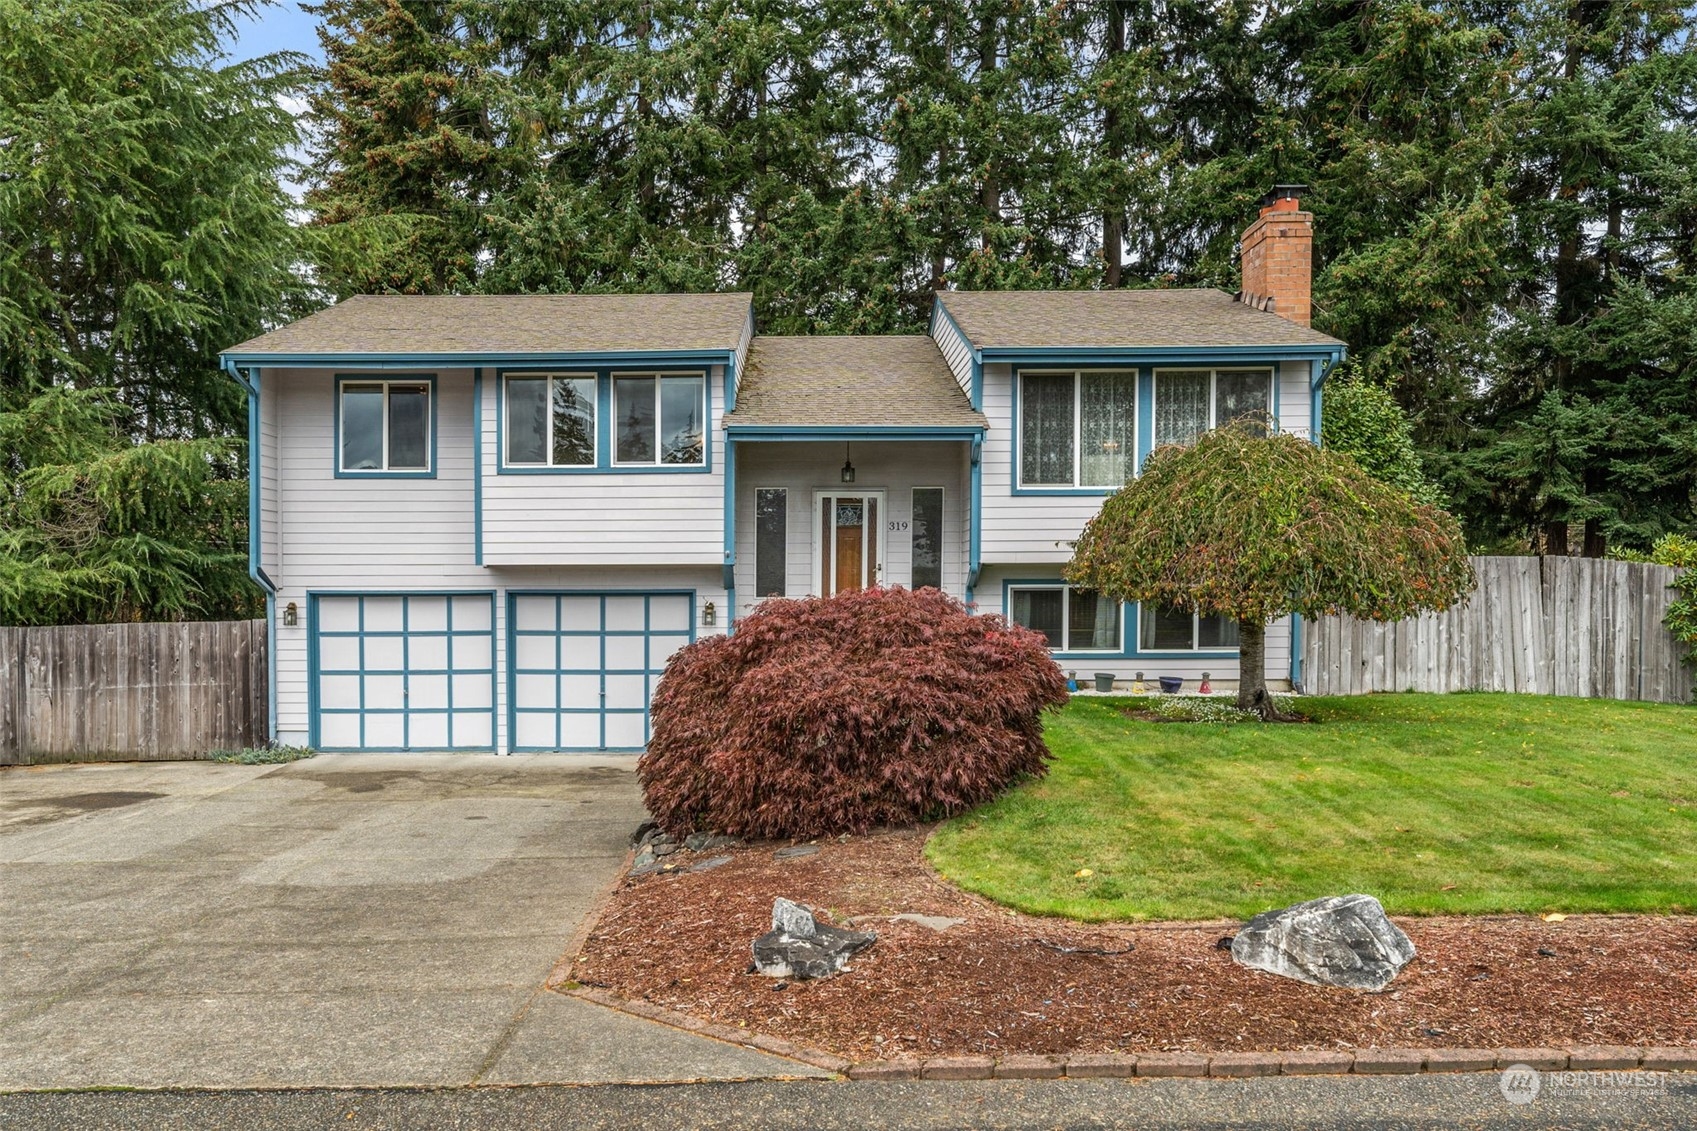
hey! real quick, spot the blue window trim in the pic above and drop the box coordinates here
[494,366,713,475]
[333,373,438,479]
[1000,578,1241,661]
[306,590,498,753]
[505,589,697,753]
[1010,366,1144,497]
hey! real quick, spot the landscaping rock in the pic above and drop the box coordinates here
[753,898,876,979]
[630,820,658,846]
[771,897,817,937]
[1230,894,1415,991]
[689,855,732,873]
[774,844,820,859]
[630,846,658,876]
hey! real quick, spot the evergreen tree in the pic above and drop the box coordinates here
[304,0,519,295]
[0,0,307,437]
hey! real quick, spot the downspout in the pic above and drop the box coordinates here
[723,433,737,633]
[223,359,279,742]
[967,436,982,606]
[965,353,984,608]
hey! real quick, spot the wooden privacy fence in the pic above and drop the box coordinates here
[1300,556,1693,703]
[0,619,268,765]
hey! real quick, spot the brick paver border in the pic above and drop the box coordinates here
[560,985,1691,1084]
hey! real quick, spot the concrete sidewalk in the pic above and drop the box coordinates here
[0,755,820,1090]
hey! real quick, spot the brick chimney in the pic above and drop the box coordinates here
[1238,185,1313,327]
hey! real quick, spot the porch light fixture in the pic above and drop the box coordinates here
[283,601,298,627]
[702,601,716,627]
[840,443,856,484]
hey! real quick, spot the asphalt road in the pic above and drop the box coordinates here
[3,1075,1694,1131]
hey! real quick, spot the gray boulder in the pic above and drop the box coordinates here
[752,898,875,980]
[1230,894,1415,991]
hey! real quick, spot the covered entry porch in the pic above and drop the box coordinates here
[727,436,978,619]
[721,333,989,623]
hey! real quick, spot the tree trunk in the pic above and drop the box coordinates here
[1102,2,1125,286]
[1582,517,1606,558]
[1236,617,1269,716]
[1544,521,1569,557]
[978,12,999,250]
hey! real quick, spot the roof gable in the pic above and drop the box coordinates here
[727,335,986,430]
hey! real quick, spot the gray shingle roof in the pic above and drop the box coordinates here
[727,335,986,429]
[937,288,1345,350]
[224,293,753,357]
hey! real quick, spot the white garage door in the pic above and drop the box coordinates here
[312,593,496,751]
[509,592,693,751]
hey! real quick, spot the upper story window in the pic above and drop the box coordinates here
[505,374,595,467]
[1019,370,1137,489]
[1009,583,1122,653]
[339,378,431,475]
[1153,368,1273,448]
[614,373,705,466]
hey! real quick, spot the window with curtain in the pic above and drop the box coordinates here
[1154,368,1273,447]
[1019,370,1136,488]
[504,374,595,466]
[1139,603,1240,651]
[1009,585,1121,652]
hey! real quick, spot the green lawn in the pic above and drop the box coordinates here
[925,693,1697,921]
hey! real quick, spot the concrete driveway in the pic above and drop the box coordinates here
[0,755,816,1090]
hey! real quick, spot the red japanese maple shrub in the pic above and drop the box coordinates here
[639,586,1069,839]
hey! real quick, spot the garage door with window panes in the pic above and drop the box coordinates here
[510,592,694,751]
[312,594,495,750]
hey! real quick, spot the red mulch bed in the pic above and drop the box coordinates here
[569,827,1697,1062]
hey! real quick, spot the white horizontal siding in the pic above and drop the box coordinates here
[1278,359,1313,439]
[975,565,1292,689]
[732,306,755,407]
[259,372,281,581]
[732,441,970,620]
[930,304,976,400]
[979,363,1103,562]
[479,365,727,566]
[980,360,1322,563]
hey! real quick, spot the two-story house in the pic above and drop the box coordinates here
[221,188,1344,753]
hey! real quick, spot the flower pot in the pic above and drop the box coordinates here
[1158,676,1184,694]
[1094,672,1116,693]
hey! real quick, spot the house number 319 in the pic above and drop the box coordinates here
[888,520,908,532]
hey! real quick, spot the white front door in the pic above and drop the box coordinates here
[815,491,885,596]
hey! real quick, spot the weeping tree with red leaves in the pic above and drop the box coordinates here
[640,587,1069,839]
[1067,420,1475,719]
